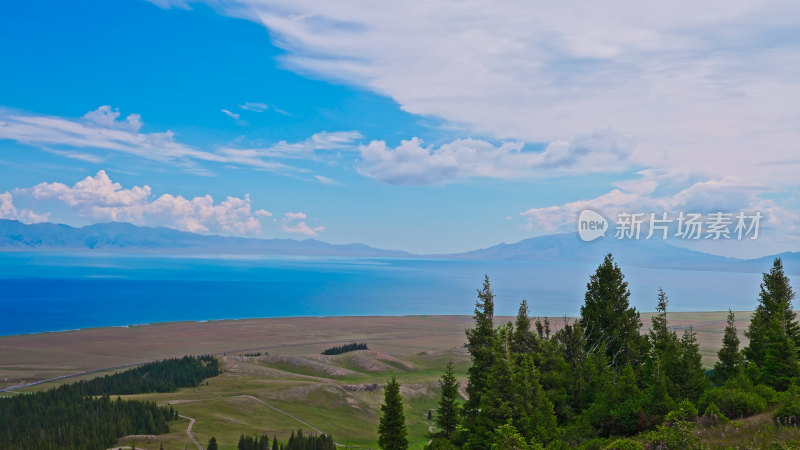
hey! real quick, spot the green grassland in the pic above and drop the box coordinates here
[0,312,767,449]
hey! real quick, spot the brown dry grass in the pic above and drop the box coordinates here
[696,408,800,449]
[0,311,758,390]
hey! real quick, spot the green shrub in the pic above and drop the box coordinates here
[603,438,644,449]
[641,418,704,449]
[774,397,800,427]
[426,437,459,449]
[700,401,729,427]
[699,387,767,419]
[666,399,698,422]
[754,384,779,403]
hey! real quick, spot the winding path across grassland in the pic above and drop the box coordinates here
[179,414,203,450]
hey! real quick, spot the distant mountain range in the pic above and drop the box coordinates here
[0,220,411,257]
[0,219,797,271]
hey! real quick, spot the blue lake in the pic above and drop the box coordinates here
[0,252,772,336]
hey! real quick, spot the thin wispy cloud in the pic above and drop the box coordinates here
[0,106,227,166]
[221,109,241,120]
[0,107,357,175]
[148,0,800,189]
[238,102,268,112]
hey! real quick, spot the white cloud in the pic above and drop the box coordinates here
[15,170,271,234]
[83,105,142,132]
[281,211,324,236]
[0,106,227,165]
[282,221,324,236]
[358,128,635,185]
[239,102,268,112]
[314,175,337,185]
[520,176,798,240]
[219,131,362,166]
[221,109,241,120]
[0,106,359,175]
[148,0,800,187]
[284,211,306,220]
[0,192,50,223]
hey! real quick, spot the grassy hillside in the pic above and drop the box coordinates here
[0,312,765,449]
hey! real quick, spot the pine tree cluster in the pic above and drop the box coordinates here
[380,254,799,449]
[237,429,336,450]
[0,354,221,449]
[321,342,368,355]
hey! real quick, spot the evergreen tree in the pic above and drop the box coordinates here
[648,289,680,399]
[761,317,800,390]
[580,254,645,368]
[650,289,673,351]
[435,361,460,438]
[470,326,514,449]
[646,357,674,422]
[585,365,647,436]
[510,355,557,445]
[378,377,408,450]
[490,422,541,450]
[272,436,279,450]
[745,258,799,368]
[207,436,218,450]
[675,326,707,401]
[553,319,604,416]
[712,309,742,385]
[511,300,536,356]
[464,275,496,420]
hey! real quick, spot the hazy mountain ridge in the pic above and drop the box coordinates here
[0,219,411,257]
[0,220,796,270]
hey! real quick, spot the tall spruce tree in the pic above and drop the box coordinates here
[675,326,708,401]
[379,377,409,450]
[511,300,536,356]
[510,355,557,445]
[435,361,460,438]
[745,258,799,369]
[464,276,496,420]
[580,254,645,368]
[712,309,742,385]
[650,289,672,351]
[762,317,800,390]
[470,326,514,449]
[648,289,681,399]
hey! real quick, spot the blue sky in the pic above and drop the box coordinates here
[1,0,799,256]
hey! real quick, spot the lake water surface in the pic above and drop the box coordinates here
[0,252,770,336]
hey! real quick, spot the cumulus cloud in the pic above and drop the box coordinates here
[83,106,142,132]
[147,0,800,187]
[358,128,635,185]
[282,221,324,236]
[15,170,271,234]
[0,192,50,223]
[281,211,324,236]
[520,176,798,238]
[284,211,307,220]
